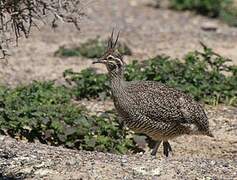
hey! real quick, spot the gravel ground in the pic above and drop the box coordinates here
[0,0,237,179]
[0,106,236,179]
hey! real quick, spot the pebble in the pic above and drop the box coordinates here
[151,167,161,176]
[121,158,128,164]
[34,169,55,177]
[66,159,78,166]
[201,22,218,31]
[0,135,6,141]
[20,167,33,174]
[210,160,216,166]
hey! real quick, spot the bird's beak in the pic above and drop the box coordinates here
[92,59,107,64]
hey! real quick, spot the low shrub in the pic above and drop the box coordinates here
[137,44,237,106]
[63,68,110,100]
[0,81,136,154]
[168,0,237,26]
[65,44,237,106]
[54,46,81,57]
[55,37,132,58]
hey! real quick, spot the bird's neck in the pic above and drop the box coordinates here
[109,68,126,95]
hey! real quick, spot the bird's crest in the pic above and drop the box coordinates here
[107,29,120,51]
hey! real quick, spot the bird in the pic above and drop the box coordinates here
[92,30,213,157]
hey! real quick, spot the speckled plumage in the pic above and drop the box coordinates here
[112,80,212,139]
[93,31,213,157]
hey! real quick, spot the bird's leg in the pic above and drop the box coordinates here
[163,141,172,157]
[151,140,162,156]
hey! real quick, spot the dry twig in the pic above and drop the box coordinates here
[0,0,84,58]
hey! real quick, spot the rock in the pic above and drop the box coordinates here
[132,166,161,176]
[151,167,161,176]
[0,135,6,141]
[65,159,78,166]
[201,22,218,31]
[20,167,34,174]
[34,169,55,177]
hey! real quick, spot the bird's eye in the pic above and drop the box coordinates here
[107,56,113,60]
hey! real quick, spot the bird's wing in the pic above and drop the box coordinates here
[125,81,206,125]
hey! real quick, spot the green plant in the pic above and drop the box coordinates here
[0,81,136,154]
[219,4,237,26]
[139,45,237,106]
[169,0,237,26]
[54,46,81,57]
[55,37,132,58]
[78,38,108,58]
[65,44,237,106]
[64,68,110,100]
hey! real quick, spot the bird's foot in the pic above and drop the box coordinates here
[151,141,162,156]
[163,141,172,157]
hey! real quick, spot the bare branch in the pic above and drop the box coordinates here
[0,0,84,58]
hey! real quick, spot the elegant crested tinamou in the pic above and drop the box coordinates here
[93,31,213,157]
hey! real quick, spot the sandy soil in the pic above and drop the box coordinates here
[0,0,237,179]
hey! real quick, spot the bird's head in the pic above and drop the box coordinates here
[92,30,125,75]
